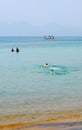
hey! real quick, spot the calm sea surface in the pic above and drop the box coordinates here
[0,36,82,124]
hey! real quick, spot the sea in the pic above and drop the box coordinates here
[0,36,82,125]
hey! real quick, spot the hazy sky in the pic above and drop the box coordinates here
[0,0,82,36]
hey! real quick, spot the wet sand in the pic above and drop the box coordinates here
[1,110,82,130]
[16,121,82,130]
[0,120,82,130]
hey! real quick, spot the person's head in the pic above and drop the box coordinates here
[44,63,49,66]
[45,63,48,65]
[51,69,54,72]
[11,48,14,52]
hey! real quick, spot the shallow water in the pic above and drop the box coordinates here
[0,36,82,124]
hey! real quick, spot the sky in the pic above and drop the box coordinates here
[0,0,82,36]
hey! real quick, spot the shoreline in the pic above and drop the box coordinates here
[0,113,82,130]
[0,119,82,130]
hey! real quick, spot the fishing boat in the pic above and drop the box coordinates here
[44,35,54,39]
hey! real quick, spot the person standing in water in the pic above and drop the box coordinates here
[16,48,19,53]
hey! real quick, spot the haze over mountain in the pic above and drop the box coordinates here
[0,0,82,36]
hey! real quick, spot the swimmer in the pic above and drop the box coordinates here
[50,69,55,75]
[50,69,54,72]
[43,63,49,66]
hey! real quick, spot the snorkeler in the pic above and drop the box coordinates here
[50,69,54,72]
[50,68,55,75]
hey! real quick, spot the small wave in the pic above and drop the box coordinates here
[34,64,81,76]
[36,64,69,76]
[50,65,68,75]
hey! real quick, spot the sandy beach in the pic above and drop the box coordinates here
[0,120,82,130]
[0,112,82,130]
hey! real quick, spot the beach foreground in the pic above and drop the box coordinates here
[0,120,82,130]
[0,112,82,130]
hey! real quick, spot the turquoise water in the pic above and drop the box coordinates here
[0,36,82,123]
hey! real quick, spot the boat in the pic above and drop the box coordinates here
[43,35,54,39]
